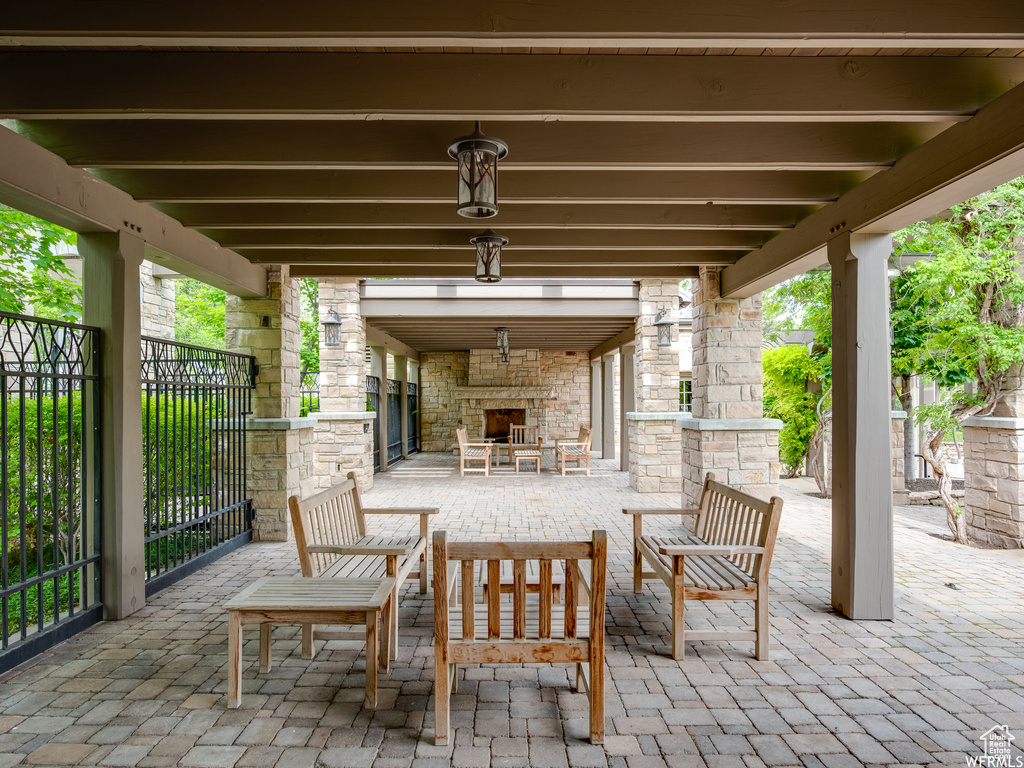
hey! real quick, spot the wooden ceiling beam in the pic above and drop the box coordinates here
[99,169,865,206]
[721,80,1024,298]
[13,119,946,171]
[5,1,1024,48]
[238,248,741,265]
[5,53,1022,122]
[291,264,699,279]
[206,229,767,250]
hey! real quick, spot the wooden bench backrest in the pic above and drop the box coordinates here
[509,425,541,445]
[456,427,471,451]
[579,427,593,450]
[288,471,366,578]
[695,472,784,581]
[434,532,607,645]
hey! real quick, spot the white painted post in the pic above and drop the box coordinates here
[80,231,146,620]
[590,358,603,451]
[828,232,894,620]
[620,343,635,472]
[602,353,616,459]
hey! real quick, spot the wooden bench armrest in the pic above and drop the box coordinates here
[657,544,765,557]
[363,507,439,516]
[307,543,416,557]
[622,508,701,517]
[557,441,588,450]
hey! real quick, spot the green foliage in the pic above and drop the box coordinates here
[0,205,82,322]
[142,393,215,523]
[763,269,833,383]
[174,278,226,348]
[299,278,320,373]
[762,346,822,475]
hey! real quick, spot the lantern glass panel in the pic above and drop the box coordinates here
[457,148,499,218]
[657,323,672,347]
[324,323,342,347]
[475,241,502,282]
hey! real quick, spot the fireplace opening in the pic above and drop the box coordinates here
[484,408,525,440]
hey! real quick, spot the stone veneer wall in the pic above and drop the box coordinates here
[420,352,470,452]
[963,417,1024,548]
[140,261,176,340]
[679,424,780,501]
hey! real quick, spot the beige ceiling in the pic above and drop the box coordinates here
[3,2,1024,307]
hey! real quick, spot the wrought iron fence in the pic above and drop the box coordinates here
[367,375,380,473]
[407,381,419,454]
[386,378,402,465]
[141,337,255,593]
[0,312,101,672]
[300,369,320,416]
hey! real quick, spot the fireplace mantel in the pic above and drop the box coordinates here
[455,387,556,401]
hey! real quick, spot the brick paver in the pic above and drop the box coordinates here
[1,453,1023,767]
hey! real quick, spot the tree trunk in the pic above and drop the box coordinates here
[922,427,968,544]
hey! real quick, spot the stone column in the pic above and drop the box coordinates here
[828,232,894,620]
[81,231,146,619]
[620,342,636,472]
[963,369,1024,547]
[139,260,176,340]
[679,268,780,504]
[314,279,374,491]
[892,411,908,504]
[601,353,616,459]
[627,279,683,493]
[226,265,313,542]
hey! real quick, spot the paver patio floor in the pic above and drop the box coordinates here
[1,451,1022,768]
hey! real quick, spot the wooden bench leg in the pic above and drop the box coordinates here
[387,555,399,655]
[227,611,242,709]
[259,624,272,673]
[590,638,605,744]
[365,609,378,709]
[632,516,644,594]
[672,555,686,661]
[301,624,316,660]
[380,593,392,672]
[434,647,450,745]
[755,582,770,661]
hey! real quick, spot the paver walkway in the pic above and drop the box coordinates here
[1,452,1022,768]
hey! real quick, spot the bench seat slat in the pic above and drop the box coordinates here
[644,535,754,590]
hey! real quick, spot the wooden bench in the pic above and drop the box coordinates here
[224,576,395,709]
[288,471,437,657]
[554,426,593,476]
[457,427,491,476]
[624,473,783,660]
[433,531,607,745]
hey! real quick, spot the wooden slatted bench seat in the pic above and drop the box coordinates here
[288,471,437,658]
[624,472,783,661]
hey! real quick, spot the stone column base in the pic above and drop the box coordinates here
[312,412,376,492]
[678,416,782,504]
[627,413,682,493]
[963,416,1024,548]
[247,418,317,541]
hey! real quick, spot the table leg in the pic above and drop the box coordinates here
[380,592,392,670]
[227,611,242,709]
[365,609,378,709]
[259,624,272,673]
[386,555,398,653]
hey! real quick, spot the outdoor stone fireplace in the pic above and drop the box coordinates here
[484,408,525,440]
[456,387,556,441]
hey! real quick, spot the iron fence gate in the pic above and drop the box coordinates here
[367,375,380,473]
[141,337,255,594]
[386,379,402,465]
[407,382,419,454]
[0,312,101,672]
[300,369,320,416]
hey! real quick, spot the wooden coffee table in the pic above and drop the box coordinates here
[224,576,396,708]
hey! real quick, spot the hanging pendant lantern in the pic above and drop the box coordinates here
[653,307,676,347]
[471,230,508,283]
[322,307,344,347]
[448,121,508,218]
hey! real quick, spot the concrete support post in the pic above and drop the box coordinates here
[395,354,409,459]
[369,345,387,473]
[828,232,894,620]
[602,354,616,459]
[620,343,636,472]
[314,279,374,492]
[590,358,603,452]
[80,231,146,620]
[226,265,312,541]
[627,279,682,493]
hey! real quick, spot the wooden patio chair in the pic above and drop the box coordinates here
[508,424,542,463]
[432,530,607,745]
[456,427,491,477]
[555,426,593,476]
